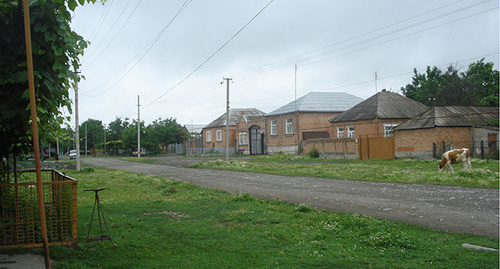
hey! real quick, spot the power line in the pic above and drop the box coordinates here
[84,0,140,68]
[83,0,192,97]
[140,0,275,111]
[233,1,497,81]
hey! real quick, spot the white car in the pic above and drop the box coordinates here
[69,150,77,159]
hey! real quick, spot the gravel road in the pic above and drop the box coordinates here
[82,156,499,238]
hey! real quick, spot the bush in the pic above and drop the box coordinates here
[307,147,320,158]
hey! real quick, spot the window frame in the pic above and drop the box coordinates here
[384,124,398,137]
[336,127,344,138]
[285,118,293,134]
[216,130,222,141]
[347,126,355,138]
[270,120,278,136]
[206,131,212,142]
[239,132,248,145]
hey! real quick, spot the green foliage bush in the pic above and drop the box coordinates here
[307,147,320,158]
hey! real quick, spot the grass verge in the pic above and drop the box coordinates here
[188,155,499,188]
[43,167,499,268]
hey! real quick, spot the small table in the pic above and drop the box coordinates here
[84,188,112,243]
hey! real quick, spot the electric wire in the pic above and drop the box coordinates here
[83,0,192,97]
[139,0,275,112]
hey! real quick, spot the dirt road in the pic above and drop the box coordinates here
[82,156,499,238]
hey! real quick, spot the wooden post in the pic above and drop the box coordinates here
[433,142,437,159]
[22,0,51,267]
[481,140,484,159]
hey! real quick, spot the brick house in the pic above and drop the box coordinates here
[303,90,429,159]
[265,92,363,154]
[329,90,430,139]
[202,108,265,155]
[235,114,266,155]
[395,106,499,159]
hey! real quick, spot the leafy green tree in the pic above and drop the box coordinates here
[0,0,99,163]
[80,119,103,153]
[464,60,499,106]
[144,118,189,153]
[401,59,499,107]
[121,120,145,152]
[107,117,130,142]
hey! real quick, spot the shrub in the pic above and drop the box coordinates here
[307,147,320,158]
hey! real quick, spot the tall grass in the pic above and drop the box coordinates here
[45,167,498,268]
[188,156,499,188]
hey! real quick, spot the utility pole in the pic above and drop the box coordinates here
[137,95,141,158]
[85,124,87,156]
[104,124,106,156]
[74,69,80,171]
[375,71,378,93]
[222,77,232,161]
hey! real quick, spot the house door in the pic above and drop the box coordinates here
[250,126,263,155]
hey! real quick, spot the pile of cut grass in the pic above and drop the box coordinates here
[45,167,498,268]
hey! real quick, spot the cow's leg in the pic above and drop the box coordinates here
[447,162,455,174]
[464,158,472,170]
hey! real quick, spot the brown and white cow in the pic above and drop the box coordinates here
[438,148,471,173]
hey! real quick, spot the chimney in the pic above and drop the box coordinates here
[381,89,387,92]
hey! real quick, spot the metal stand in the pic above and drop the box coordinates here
[84,188,112,243]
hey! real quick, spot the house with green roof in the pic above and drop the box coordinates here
[265,92,363,154]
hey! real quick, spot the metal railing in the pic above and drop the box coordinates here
[0,169,78,248]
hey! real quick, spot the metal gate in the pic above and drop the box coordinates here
[249,126,264,155]
[358,136,395,160]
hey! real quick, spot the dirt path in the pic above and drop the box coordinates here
[81,156,499,238]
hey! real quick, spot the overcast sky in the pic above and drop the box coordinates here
[69,0,499,127]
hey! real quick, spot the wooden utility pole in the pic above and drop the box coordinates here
[137,95,141,158]
[74,69,80,171]
[22,0,51,267]
[222,78,232,161]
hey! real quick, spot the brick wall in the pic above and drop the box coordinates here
[303,138,358,159]
[330,118,407,139]
[202,126,237,149]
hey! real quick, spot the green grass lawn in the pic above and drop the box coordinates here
[44,167,499,268]
[188,155,500,189]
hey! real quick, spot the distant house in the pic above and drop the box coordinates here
[265,92,363,154]
[395,106,499,159]
[329,90,430,139]
[202,108,265,155]
[184,123,205,155]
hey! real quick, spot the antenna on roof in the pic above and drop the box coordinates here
[295,64,297,112]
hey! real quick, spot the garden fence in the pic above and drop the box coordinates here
[0,169,78,248]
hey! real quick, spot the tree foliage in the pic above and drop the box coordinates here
[0,0,99,161]
[401,59,499,107]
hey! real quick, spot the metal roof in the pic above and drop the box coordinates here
[330,91,430,122]
[266,92,363,116]
[204,108,265,128]
[396,106,499,130]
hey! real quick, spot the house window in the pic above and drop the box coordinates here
[384,124,398,137]
[239,132,248,145]
[285,118,293,134]
[270,120,277,135]
[216,130,222,141]
[347,126,355,138]
[206,131,212,142]
[337,127,344,138]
